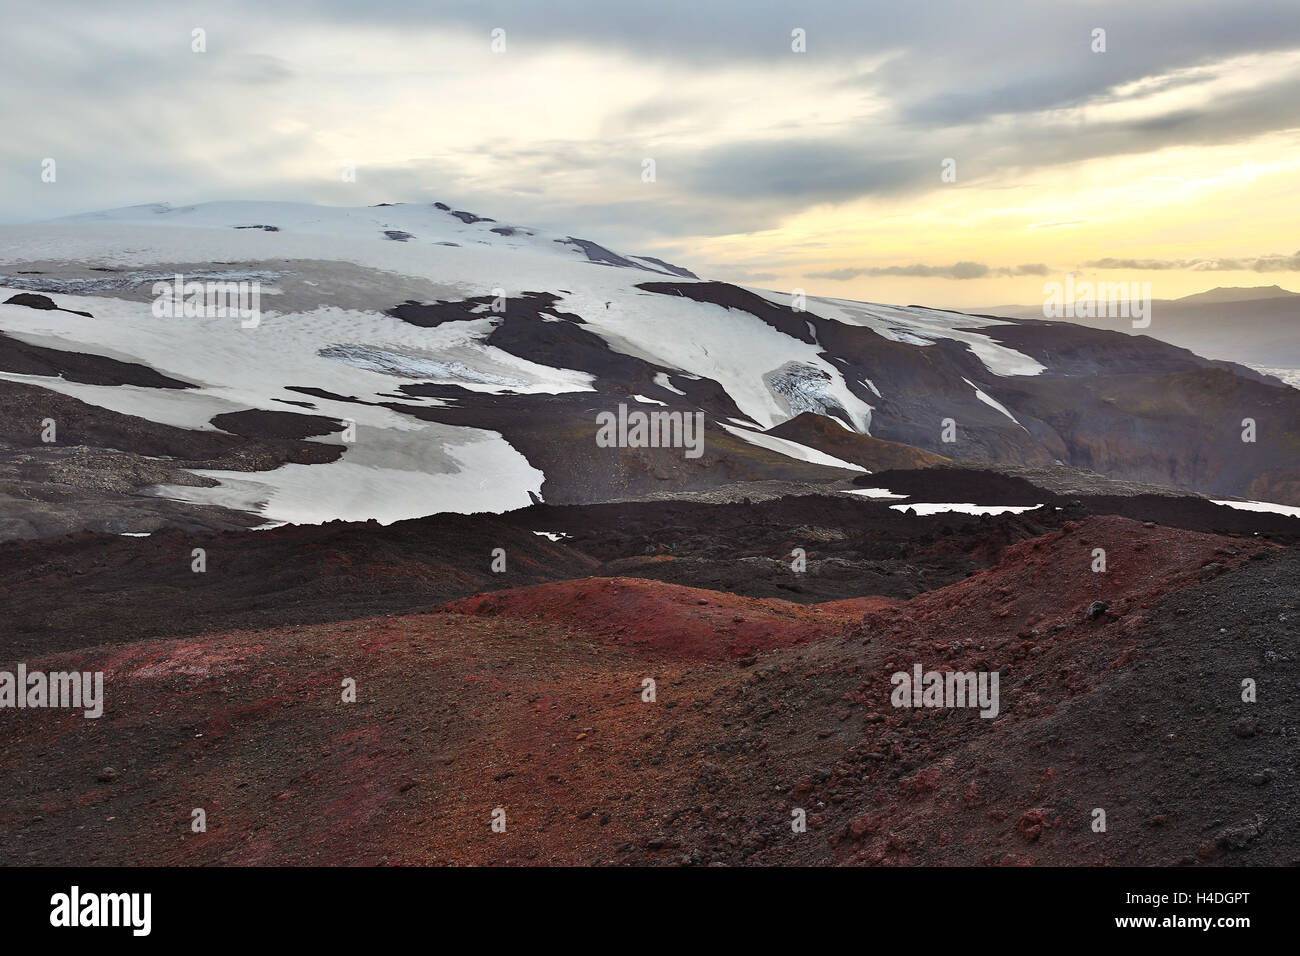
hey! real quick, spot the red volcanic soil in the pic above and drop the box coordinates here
[814,596,901,617]
[1,515,1295,866]
[443,577,869,660]
[861,514,1253,652]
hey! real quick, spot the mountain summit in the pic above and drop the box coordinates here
[1175,285,1298,304]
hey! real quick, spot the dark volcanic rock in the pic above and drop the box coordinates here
[285,385,380,406]
[558,237,643,269]
[385,298,487,328]
[633,256,699,279]
[637,280,817,344]
[854,467,1054,505]
[0,380,344,541]
[210,409,346,440]
[0,331,193,388]
[0,511,599,656]
[7,293,63,311]
[5,293,93,318]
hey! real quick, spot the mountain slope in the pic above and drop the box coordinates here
[988,288,1300,382]
[3,200,1300,539]
[4,511,1294,866]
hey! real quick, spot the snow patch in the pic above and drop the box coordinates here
[889,502,1043,516]
[962,377,1029,432]
[1211,499,1300,518]
[653,372,685,395]
[842,488,908,500]
[717,421,867,472]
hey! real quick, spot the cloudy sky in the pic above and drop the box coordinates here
[4,0,1300,307]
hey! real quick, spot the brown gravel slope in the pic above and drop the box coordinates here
[1,516,1292,866]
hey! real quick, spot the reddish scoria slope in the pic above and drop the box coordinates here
[757,515,1287,865]
[0,612,776,865]
[855,513,1265,664]
[0,516,1289,866]
[442,577,880,659]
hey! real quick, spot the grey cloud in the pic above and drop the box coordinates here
[810,262,988,280]
[600,98,707,138]
[258,0,1300,76]
[809,262,1049,280]
[705,266,779,284]
[1084,253,1300,271]
[3,0,1300,258]
[212,54,297,85]
[679,141,923,203]
[652,64,1300,213]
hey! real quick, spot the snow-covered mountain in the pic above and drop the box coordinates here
[2,200,1298,538]
[50,200,702,279]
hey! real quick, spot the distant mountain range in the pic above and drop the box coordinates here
[984,285,1300,381]
[1175,284,1298,304]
